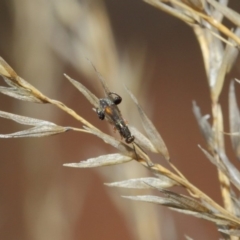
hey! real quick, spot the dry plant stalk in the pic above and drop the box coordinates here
[143,0,240,238]
[1,1,240,239]
[0,44,238,238]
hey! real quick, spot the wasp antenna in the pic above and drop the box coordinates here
[86,59,111,96]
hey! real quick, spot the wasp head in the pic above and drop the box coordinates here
[109,92,122,105]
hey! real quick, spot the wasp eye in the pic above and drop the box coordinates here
[113,96,122,105]
[109,92,122,105]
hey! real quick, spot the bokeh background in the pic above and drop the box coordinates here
[0,0,240,239]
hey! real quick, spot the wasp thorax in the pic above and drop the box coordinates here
[96,92,134,145]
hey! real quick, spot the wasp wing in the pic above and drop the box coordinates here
[87,59,112,97]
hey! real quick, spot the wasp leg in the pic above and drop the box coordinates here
[96,108,105,120]
[112,126,117,133]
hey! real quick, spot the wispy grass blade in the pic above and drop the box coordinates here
[172,208,234,226]
[0,110,70,138]
[217,149,240,190]
[229,80,240,159]
[0,57,18,82]
[193,102,214,148]
[128,126,158,153]
[0,85,43,103]
[199,145,240,191]
[195,28,223,89]
[156,188,211,213]
[125,86,170,160]
[64,74,99,108]
[105,177,176,189]
[0,110,51,126]
[198,145,227,174]
[63,153,132,168]
[123,195,221,224]
[212,39,239,102]
[0,58,48,103]
[122,195,182,208]
[0,124,69,138]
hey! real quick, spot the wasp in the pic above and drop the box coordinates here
[96,92,135,144]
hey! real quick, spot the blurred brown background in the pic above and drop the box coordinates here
[0,0,240,239]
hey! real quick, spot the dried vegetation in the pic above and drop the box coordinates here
[1,0,240,239]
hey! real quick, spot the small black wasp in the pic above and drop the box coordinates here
[96,92,135,144]
[87,59,135,144]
